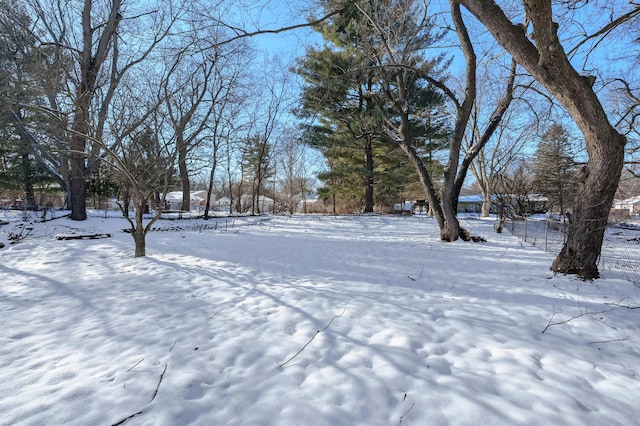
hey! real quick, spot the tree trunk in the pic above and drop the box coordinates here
[363,136,374,213]
[481,192,492,217]
[457,0,626,279]
[178,143,190,212]
[437,1,477,242]
[70,84,90,220]
[21,153,36,209]
[551,129,624,278]
[204,157,217,220]
[133,201,146,257]
[399,142,445,230]
[121,189,130,217]
[440,184,460,241]
[69,139,87,220]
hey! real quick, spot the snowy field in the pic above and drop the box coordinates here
[1,211,639,425]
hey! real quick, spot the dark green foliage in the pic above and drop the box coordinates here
[295,0,450,212]
[0,0,70,201]
[532,124,579,215]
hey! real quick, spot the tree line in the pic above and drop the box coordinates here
[1,0,639,279]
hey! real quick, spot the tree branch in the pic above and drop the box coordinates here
[209,6,349,49]
[279,307,346,368]
[568,5,640,56]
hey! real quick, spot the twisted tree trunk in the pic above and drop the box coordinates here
[457,0,626,279]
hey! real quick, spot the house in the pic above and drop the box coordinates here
[164,191,205,212]
[457,194,548,216]
[295,193,321,214]
[612,196,640,216]
[210,195,274,214]
[394,201,413,215]
[457,194,484,214]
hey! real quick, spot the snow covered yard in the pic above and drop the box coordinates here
[1,212,639,425]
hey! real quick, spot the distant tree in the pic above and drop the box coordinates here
[201,43,252,220]
[85,165,118,210]
[493,158,537,230]
[532,124,578,216]
[294,42,382,213]
[241,134,274,215]
[276,131,315,214]
[0,135,54,208]
[241,59,290,215]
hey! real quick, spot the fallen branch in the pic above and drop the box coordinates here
[112,411,142,426]
[56,233,111,240]
[604,299,640,310]
[588,336,630,345]
[111,362,170,426]
[150,364,167,402]
[399,403,415,424]
[279,307,346,368]
[542,304,616,334]
[126,358,144,372]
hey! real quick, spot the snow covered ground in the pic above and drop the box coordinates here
[1,211,639,425]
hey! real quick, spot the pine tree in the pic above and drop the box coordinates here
[532,124,578,216]
[295,0,449,213]
[0,0,60,208]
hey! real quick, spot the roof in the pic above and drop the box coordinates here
[165,191,205,202]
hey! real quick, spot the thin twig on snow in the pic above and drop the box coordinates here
[279,307,346,368]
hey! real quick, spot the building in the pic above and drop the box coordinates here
[612,196,640,216]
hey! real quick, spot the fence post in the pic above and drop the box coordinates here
[524,216,528,242]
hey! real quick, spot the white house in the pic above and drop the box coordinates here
[393,201,413,214]
[613,196,640,216]
[295,193,320,213]
[164,191,205,212]
[211,194,274,214]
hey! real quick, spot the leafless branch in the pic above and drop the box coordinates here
[399,403,416,423]
[568,6,640,56]
[111,363,168,425]
[542,304,617,333]
[279,307,346,368]
[208,6,349,49]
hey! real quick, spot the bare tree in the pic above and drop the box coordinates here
[241,58,291,215]
[492,157,537,231]
[201,44,252,219]
[24,0,180,220]
[455,0,634,279]
[276,130,315,214]
[163,52,218,213]
[95,65,175,257]
[469,102,535,218]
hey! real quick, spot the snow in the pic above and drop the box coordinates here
[1,211,639,425]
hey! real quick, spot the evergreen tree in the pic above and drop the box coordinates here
[295,0,449,213]
[0,0,61,208]
[532,124,578,215]
[295,42,382,212]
